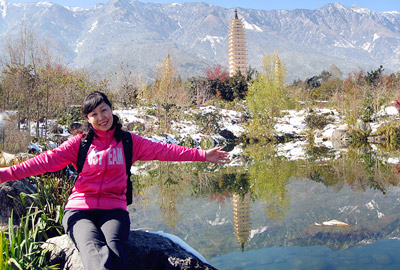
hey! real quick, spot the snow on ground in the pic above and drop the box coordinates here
[115,107,152,124]
[116,105,245,146]
[1,105,399,162]
[275,109,307,134]
[274,106,399,160]
[192,106,245,137]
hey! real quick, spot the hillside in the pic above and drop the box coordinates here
[0,0,399,80]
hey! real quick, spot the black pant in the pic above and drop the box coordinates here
[62,209,130,270]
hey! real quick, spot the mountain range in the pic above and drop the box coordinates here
[0,0,399,81]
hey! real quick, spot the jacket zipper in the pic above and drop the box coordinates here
[97,131,109,207]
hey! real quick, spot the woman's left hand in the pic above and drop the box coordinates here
[205,147,230,164]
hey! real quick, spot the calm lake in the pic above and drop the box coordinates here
[128,143,400,269]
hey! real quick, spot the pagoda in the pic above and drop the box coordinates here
[228,10,247,77]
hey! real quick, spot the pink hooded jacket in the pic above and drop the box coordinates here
[0,128,206,211]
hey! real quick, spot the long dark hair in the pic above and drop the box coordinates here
[81,91,123,142]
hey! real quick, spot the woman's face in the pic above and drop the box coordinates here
[86,102,113,131]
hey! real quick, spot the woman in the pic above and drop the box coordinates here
[0,91,230,270]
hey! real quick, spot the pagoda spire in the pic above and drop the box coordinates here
[228,10,247,77]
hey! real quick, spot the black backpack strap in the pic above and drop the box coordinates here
[76,136,93,174]
[121,131,133,205]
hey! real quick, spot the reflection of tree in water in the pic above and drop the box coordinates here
[297,145,400,194]
[157,162,181,230]
[244,144,295,220]
[136,161,195,231]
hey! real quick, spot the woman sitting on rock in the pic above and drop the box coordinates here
[0,91,230,270]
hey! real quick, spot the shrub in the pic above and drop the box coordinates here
[0,120,31,154]
[348,129,369,146]
[146,108,157,116]
[58,105,84,126]
[375,121,400,146]
[305,112,333,130]
[190,111,221,135]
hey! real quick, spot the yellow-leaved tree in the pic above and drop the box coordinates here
[149,54,187,133]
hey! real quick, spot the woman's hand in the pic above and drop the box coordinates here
[205,147,230,164]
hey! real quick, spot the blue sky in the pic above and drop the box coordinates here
[6,0,400,12]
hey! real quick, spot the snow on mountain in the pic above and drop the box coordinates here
[0,1,399,80]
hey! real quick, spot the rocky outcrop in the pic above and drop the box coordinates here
[43,231,217,270]
[0,178,36,226]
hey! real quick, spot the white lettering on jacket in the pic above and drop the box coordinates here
[108,148,123,165]
[87,149,102,166]
[87,148,123,166]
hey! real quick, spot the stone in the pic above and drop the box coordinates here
[43,231,217,270]
[43,235,83,270]
[219,129,236,140]
[0,178,36,226]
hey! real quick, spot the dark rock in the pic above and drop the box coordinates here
[0,178,36,226]
[181,136,199,148]
[43,235,82,270]
[283,133,303,140]
[219,129,236,140]
[126,231,216,270]
[50,123,65,134]
[44,231,217,270]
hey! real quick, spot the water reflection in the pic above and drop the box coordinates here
[130,142,400,268]
[233,193,251,251]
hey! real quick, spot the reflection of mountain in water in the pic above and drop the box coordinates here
[131,178,400,259]
[246,181,400,251]
[294,221,375,249]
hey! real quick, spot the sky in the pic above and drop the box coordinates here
[5,0,400,12]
